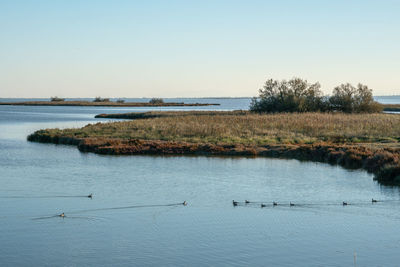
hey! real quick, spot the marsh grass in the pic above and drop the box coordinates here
[40,112,400,146]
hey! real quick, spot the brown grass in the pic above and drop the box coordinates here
[45,112,400,145]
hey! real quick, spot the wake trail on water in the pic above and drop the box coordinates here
[30,201,187,220]
[0,194,93,199]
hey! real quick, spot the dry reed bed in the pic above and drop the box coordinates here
[42,113,400,145]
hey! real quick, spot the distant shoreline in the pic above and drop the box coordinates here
[0,100,220,107]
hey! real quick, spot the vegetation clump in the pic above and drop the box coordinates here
[93,97,110,102]
[149,98,164,104]
[329,83,382,113]
[250,78,327,113]
[250,78,383,113]
[50,96,65,102]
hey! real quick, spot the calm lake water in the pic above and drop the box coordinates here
[1,98,400,266]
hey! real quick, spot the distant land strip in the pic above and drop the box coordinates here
[0,100,220,107]
[383,104,400,112]
[95,110,249,119]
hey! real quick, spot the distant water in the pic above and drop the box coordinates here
[375,95,400,104]
[1,104,400,266]
[1,96,399,111]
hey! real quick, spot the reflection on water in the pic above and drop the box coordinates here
[1,103,400,266]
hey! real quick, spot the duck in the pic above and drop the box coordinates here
[88,194,93,198]
[261,203,266,208]
[273,201,278,206]
[372,198,378,203]
[343,201,348,206]
[59,213,65,217]
[290,202,295,207]
[245,200,250,204]
[232,200,238,206]
[182,201,187,206]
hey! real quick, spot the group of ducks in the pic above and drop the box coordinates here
[233,198,380,208]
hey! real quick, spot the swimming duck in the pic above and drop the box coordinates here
[372,198,378,203]
[343,201,348,206]
[232,200,238,206]
[273,202,278,206]
[182,201,187,206]
[261,203,266,208]
[59,213,65,217]
[245,200,250,204]
[290,202,295,207]
[88,194,93,198]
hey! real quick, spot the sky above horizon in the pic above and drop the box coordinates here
[0,0,399,98]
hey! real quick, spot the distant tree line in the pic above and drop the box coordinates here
[250,78,382,113]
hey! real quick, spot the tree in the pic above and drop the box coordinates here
[329,83,382,113]
[250,78,326,112]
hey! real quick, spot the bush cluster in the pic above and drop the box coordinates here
[250,78,382,113]
[50,96,65,102]
[93,97,110,102]
[149,98,164,104]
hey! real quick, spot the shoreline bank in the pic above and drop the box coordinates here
[27,132,400,186]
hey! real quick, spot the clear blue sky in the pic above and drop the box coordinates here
[0,0,399,97]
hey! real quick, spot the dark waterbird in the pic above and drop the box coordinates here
[88,194,93,198]
[261,203,266,208]
[245,200,250,204]
[232,200,238,206]
[343,201,348,206]
[290,202,295,207]
[273,202,278,206]
[59,213,65,218]
[372,198,378,203]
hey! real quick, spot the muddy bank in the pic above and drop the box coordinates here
[27,131,400,186]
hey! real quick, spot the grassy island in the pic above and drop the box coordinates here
[28,111,400,185]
